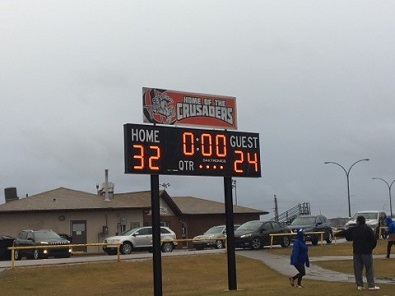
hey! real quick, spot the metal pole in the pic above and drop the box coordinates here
[324,159,369,217]
[346,173,351,218]
[372,178,395,218]
[390,184,393,218]
[151,174,162,296]
[224,176,237,291]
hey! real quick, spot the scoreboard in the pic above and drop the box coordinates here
[124,123,261,177]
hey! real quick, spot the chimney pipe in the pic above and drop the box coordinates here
[104,169,109,201]
[4,187,19,203]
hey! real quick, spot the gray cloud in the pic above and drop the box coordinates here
[1,1,395,218]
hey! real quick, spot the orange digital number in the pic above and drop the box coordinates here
[149,146,160,170]
[201,133,212,157]
[216,134,226,157]
[234,150,244,173]
[183,132,194,156]
[133,145,160,170]
[133,144,144,169]
[247,152,259,172]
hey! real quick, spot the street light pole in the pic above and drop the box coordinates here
[324,158,369,218]
[372,177,395,218]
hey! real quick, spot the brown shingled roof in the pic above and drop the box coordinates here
[0,187,267,215]
[0,187,152,212]
[171,196,268,215]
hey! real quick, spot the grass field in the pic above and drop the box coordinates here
[0,239,393,295]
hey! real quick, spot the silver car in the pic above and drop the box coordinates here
[192,225,240,250]
[103,226,178,255]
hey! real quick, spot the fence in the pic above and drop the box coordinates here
[8,243,121,268]
[269,231,325,248]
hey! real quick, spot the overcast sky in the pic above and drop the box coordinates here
[2,1,395,219]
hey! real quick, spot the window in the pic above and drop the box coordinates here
[160,228,171,234]
[271,222,280,229]
[263,222,273,230]
[137,228,150,235]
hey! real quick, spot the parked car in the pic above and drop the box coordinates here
[102,226,178,255]
[58,233,73,243]
[192,224,240,250]
[234,220,292,250]
[344,210,386,240]
[13,229,71,260]
[289,215,333,245]
[0,235,15,261]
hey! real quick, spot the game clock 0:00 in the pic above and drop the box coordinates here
[124,123,262,177]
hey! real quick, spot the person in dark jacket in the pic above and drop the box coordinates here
[289,230,309,288]
[337,215,380,291]
[384,217,395,259]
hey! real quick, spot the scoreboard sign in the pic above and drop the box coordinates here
[124,123,261,177]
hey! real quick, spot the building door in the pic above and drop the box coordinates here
[71,220,87,252]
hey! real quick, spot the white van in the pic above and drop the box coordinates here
[344,211,386,240]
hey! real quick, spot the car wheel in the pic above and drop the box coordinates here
[32,249,39,259]
[326,231,333,244]
[161,242,174,253]
[311,235,319,246]
[14,250,21,260]
[120,242,133,255]
[281,236,290,247]
[251,237,262,250]
[215,240,224,249]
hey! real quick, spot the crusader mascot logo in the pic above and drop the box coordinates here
[143,89,176,125]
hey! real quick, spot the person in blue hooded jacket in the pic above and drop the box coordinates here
[384,217,395,259]
[289,230,309,288]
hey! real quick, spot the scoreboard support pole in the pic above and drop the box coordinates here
[151,174,163,296]
[224,176,237,291]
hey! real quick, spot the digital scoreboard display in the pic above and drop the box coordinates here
[124,124,261,177]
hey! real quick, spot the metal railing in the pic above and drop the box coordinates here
[8,243,121,268]
[275,202,311,225]
[269,231,325,248]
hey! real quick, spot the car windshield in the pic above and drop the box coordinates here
[291,217,316,225]
[34,231,61,240]
[237,221,262,231]
[119,227,140,236]
[352,212,378,220]
[204,226,224,234]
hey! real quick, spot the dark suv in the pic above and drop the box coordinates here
[289,215,333,245]
[13,230,71,260]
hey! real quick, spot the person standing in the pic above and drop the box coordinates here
[289,230,309,288]
[384,216,395,259]
[337,215,380,291]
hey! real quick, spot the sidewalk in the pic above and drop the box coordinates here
[237,250,395,285]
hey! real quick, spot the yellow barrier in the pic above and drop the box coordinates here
[269,231,325,248]
[8,243,121,268]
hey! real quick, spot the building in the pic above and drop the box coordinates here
[0,187,268,252]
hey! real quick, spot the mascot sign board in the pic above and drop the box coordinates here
[143,87,237,130]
